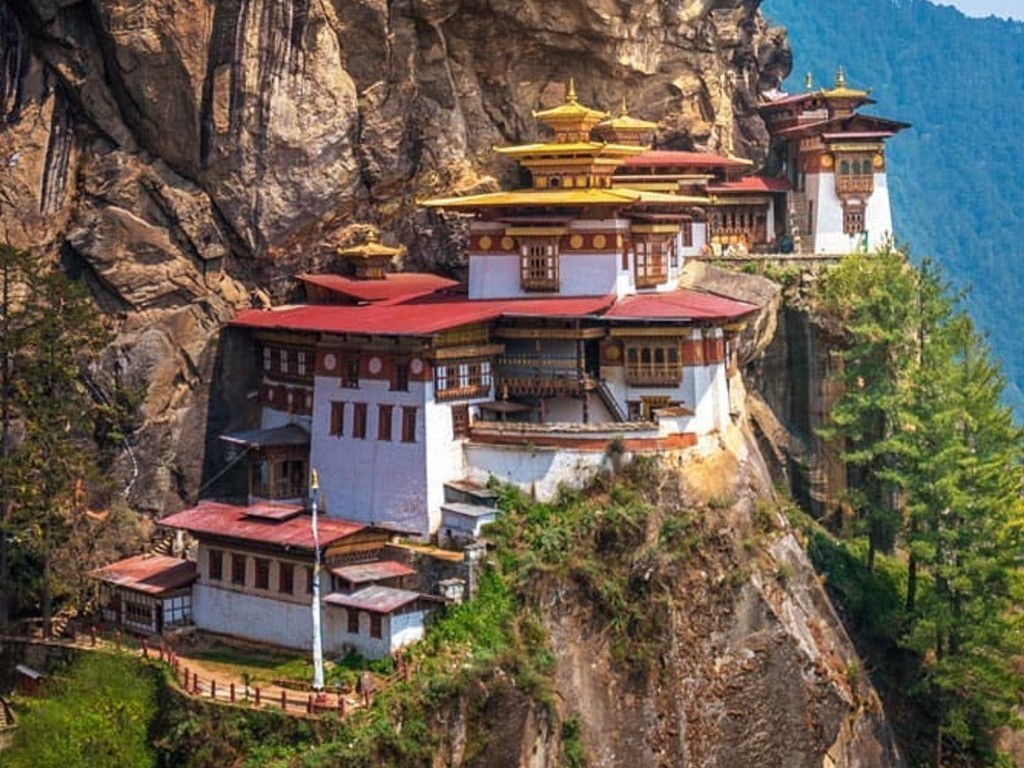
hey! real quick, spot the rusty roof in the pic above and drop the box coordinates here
[329,560,417,584]
[90,554,197,595]
[605,289,759,322]
[159,501,378,551]
[324,585,423,614]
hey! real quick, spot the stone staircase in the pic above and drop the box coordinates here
[788,191,814,254]
[594,379,628,422]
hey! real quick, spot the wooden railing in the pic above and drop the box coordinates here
[836,175,873,194]
[625,364,681,387]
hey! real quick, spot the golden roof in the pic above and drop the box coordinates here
[494,141,645,159]
[532,79,608,135]
[337,232,405,259]
[421,187,706,209]
[821,66,869,100]
[596,100,658,132]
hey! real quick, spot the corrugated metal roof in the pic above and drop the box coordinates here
[159,501,373,550]
[441,503,499,519]
[90,554,197,595]
[324,585,422,614]
[298,273,459,304]
[219,425,310,450]
[605,289,759,321]
[330,560,416,584]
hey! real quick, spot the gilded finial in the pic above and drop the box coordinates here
[835,66,846,89]
[805,72,813,90]
[567,78,577,104]
[619,97,629,116]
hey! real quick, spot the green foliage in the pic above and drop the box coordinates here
[813,249,1024,765]
[1,653,159,768]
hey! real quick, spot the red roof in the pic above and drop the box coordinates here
[709,177,791,193]
[605,289,759,321]
[324,585,423,614]
[299,273,459,304]
[621,150,749,169]
[231,295,616,336]
[159,501,375,551]
[330,560,416,584]
[90,554,197,595]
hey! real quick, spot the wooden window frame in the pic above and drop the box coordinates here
[231,554,246,586]
[208,549,224,581]
[353,403,368,440]
[401,407,418,443]
[635,239,669,288]
[278,562,295,594]
[254,558,270,590]
[378,404,393,441]
[330,401,345,437]
[391,360,410,392]
[347,609,360,634]
[843,202,866,235]
[624,341,683,386]
[434,359,492,402]
[519,239,559,292]
[452,404,470,439]
[369,613,383,639]
[341,356,360,389]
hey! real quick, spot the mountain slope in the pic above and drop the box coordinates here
[762,0,1024,409]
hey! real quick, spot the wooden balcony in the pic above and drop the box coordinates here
[836,175,873,195]
[625,364,681,387]
[520,276,559,292]
[435,383,492,402]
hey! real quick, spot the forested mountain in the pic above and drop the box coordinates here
[762,0,1024,410]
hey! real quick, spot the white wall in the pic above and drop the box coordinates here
[310,376,430,535]
[468,252,621,299]
[194,583,315,650]
[808,171,894,255]
[464,443,605,500]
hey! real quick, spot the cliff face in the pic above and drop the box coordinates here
[0,0,789,509]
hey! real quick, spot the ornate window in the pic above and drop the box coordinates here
[434,360,492,401]
[342,356,360,388]
[369,613,383,639]
[452,404,470,439]
[624,341,682,386]
[835,154,874,194]
[843,202,866,234]
[635,239,670,288]
[262,345,314,385]
[520,240,559,292]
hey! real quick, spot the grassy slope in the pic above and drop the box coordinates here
[761,0,1024,410]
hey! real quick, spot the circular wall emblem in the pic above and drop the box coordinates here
[410,358,424,375]
[478,235,493,251]
[821,154,834,169]
[500,236,515,251]
[606,345,621,361]
[570,234,584,249]
[323,352,337,372]
[593,234,607,249]
[368,356,383,375]
[873,153,884,168]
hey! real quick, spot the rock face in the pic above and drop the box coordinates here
[0,0,790,511]
[544,423,902,768]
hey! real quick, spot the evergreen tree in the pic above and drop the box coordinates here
[0,245,112,633]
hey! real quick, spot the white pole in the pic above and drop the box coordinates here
[310,469,325,693]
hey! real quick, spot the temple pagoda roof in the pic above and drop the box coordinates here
[336,235,405,260]
[532,79,608,128]
[772,113,910,141]
[621,150,752,169]
[605,289,759,322]
[421,187,706,210]
[298,273,458,304]
[494,141,643,159]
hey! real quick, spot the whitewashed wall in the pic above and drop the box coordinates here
[464,443,605,500]
[807,172,894,255]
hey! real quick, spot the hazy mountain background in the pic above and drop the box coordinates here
[762,0,1024,411]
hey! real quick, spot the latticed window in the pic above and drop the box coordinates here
[635,240,669,288]
[452,404,470,439]
[254,558,270,590]
[330,401,345,436]
[401,407,418,443]
[231,554,246,586]
[378,404,393,441]
[391,361,409,391]
[520,240,559,292]
[352,403,368,439]
[434,360,492,401]
[624,341,682,386]
[208,549,224,581]
[836,154,874,194]
[262,345,314,384]
[843,202,866,234]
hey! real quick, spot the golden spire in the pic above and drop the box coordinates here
[619,97,629,116]
[567,78,577,104]
[835,66,846,89]
[805,72,814,90]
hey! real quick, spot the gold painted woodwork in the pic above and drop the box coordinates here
[429,343,506,361]
[493,327,606,340]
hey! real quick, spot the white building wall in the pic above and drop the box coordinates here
[194,583,314,650]
[389,610,429,653]
[310,377,430,535]
[321,606,429,659]
[424,395,471,534]
[464,443,605,500]
[808,172,894,255]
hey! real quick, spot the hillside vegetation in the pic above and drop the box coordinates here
[762,0,1024,411]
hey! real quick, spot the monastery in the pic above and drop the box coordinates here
[93,72,906,658]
